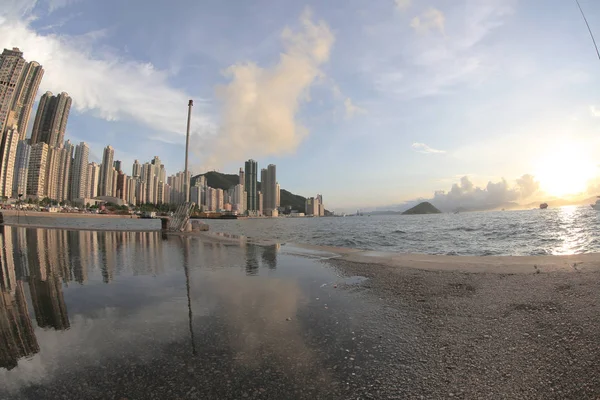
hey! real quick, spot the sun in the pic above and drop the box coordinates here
[533,139,596,198]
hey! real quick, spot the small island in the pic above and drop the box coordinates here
[402,201,442,215]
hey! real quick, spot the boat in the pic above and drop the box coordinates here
[592,198,600,210]
[539,203,548,209]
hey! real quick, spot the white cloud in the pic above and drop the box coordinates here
[590,105,600,117]
[410,7,445,34]
[411,142,446,154]
[369,0,515,98]
[344,98,367,118]
[395,0,411,12]
[47,0,84,13]
[199,8,334,168]
[0,6,213,141]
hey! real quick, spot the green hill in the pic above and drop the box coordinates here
[191,171,307,211]
[402,202,441,215]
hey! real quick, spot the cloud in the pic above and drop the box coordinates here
[428,174,540,211]
[516,173,540,199]
[395,0,411,12]
[590,105,600,117]
[199,8,334,168]
[410,7,445,34]
[0,4,213,140]
[411,142,446,154]
[344,98,366,118]
[47,0,84,13]
[370,0,515,98]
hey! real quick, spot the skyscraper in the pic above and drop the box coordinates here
[0,48,43,137]
[44,146,61,200]
[113,160,122,173]
[30,92,72,148]
[239,167,245,186]
[0,125,19,198]
[86,162,100,198]
[260,164,277,215]
[132,159,141,178]
[27,142,48,198]
[98,145,114,196]
[70,142,89,201]
[244,159,257,212]
[56,140,74,201]
[11,61,44,141]
[12,140,30,198]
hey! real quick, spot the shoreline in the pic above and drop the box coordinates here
[2,217,600,274]
[196,231,600,274]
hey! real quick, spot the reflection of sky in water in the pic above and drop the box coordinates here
[0,226,356,396]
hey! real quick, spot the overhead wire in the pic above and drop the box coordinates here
[575,0,600,61]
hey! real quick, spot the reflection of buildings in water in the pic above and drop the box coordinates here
[14,228,29,279]
[28,272,70,331]
[0,281,39,370]
[99,232,116,283]
[261,244,280,270]
[245,245,259,276]
[21,229,71,331]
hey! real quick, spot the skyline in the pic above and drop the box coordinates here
[2,1,600,211]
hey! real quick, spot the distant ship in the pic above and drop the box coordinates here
[539,203,548,209]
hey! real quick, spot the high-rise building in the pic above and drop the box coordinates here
[113,160,122,173]
[316,194,324,217]
[12,61,43,141]
[0,48,43,137]
[12,140,30,198]
[276,182,280,208]
[244,159,257,212]
[116,172,127,201]
[30,92,71,148]
[44,146,61,200]
[111,169,118,198]
[56,141,74,201]
[141,162,154,204]
[258,191,263,215]
[98,145,114,196]
[132,159,141,178]
[0,125,19,198]
[305,195,325,216]
[216,188,224,211]
[126,176,136,205]
[70,142,89,201]
[26,142,48,198]
[86,162,100,198]
[239,168,245,186]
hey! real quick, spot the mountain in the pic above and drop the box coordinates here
[191,171,307,211]
[402,202,442,215]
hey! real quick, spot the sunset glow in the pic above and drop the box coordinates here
[533,140,596,197]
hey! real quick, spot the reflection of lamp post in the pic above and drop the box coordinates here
[181,236,196,355]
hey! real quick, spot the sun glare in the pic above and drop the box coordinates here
[533,139,596,197]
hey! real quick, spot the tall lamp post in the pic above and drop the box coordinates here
[184,99,193,203]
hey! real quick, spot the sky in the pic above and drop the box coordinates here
[1,0,600,211]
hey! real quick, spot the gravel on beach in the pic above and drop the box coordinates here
[327,258,600,399]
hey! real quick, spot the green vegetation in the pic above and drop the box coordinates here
[191,171,308,211]
[402,202,441,215]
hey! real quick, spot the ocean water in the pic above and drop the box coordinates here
[205,206,600,256]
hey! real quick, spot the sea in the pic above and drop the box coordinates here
[205,206,600,256]
[3,206,599,256]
